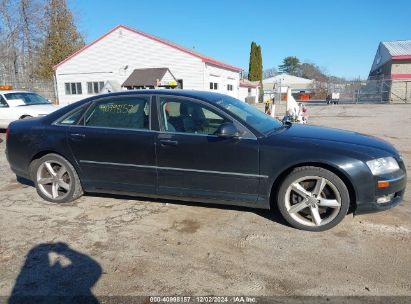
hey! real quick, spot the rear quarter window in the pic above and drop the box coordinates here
[57,105,89,125]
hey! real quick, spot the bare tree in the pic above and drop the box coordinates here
[263,67,277,79]
[0,0,45,84]
[0,0,20,82]
[35,0,84,80]
[19,0,43,82]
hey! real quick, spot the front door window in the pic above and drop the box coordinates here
[159,97,228,135]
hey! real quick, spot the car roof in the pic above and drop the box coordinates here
[91,89,230,103]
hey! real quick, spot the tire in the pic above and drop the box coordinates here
[31,153,83,203]
[277,166,350,231]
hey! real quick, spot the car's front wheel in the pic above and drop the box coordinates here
[277,166,350,231]
[32,153,83,203]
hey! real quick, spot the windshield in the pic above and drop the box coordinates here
[215,95,282,134]
[4,92,51,105]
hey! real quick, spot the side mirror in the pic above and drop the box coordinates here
[215,122,241,138]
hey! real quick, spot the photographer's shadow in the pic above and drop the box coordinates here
[9,242,102,304]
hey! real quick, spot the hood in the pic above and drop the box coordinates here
[277,124,398,155]
[16,104,62,114]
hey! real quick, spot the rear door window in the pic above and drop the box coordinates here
[84,97,150,130]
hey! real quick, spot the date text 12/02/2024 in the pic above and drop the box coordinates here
[149,296,257,303]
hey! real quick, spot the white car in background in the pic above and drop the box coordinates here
[0,90,62,128]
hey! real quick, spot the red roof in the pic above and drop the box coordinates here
[53,25,242,72]
[392,55,411,60]
[240,81,260,88]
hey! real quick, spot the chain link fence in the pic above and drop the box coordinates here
[2,78,410,105]
[322,77,411,104]
[0,79,56,102]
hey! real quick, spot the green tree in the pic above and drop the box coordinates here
[248,42,257,81]
[256,45,263,102]
[35,0,84,80]
[256,45,263,81]
[278,56,301,76]
[248,41,263,82]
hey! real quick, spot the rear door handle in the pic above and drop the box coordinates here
[70,133,86,140]
[159,139,178,146]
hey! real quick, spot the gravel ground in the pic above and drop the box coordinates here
[0,103,410,298]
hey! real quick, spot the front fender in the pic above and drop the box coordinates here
[258,138,378,209]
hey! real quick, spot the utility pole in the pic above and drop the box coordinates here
[278,78,282,109]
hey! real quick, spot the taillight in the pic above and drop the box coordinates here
[6,128,10,141]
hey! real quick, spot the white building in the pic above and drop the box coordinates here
[54,25,242,105]
[262,74,314,101]
[239,79,261,103]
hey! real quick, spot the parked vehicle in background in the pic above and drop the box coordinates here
[0,90,61,128]
[332,92,340,104]
[5,90,407,231]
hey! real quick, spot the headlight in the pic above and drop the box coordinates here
[366,157,399,175]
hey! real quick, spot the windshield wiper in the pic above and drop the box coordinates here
[265,122,289,136]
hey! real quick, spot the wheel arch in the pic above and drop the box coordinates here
[29,150,79,179]
[269,162,357,213]
[19,114,33,119]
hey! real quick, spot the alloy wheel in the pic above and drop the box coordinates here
[36,160,71,200]
[284,176,342,227]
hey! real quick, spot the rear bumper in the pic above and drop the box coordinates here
[355,173,407,215]
[5,147,31,180]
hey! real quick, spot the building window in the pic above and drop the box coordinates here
[209,82,218,90]
[227,84,233,91]
[65,82,82,95]
[87,81,105,94]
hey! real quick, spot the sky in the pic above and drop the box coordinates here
[69,0,411,79]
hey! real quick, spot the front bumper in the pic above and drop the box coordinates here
[355,173,407,215]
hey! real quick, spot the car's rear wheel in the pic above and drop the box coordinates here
[32,153,83,203]
[277,166,350,231]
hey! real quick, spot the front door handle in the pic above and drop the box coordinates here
[70,133,86,140]
[159,139,178,146]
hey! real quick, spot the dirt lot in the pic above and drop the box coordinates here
[0,104,410,298]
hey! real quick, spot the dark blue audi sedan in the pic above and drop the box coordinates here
[5,90,407,231]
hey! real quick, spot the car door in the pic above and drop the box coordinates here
[66,95,157,195]
[155,95,260,205]
[0,95,15,127]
